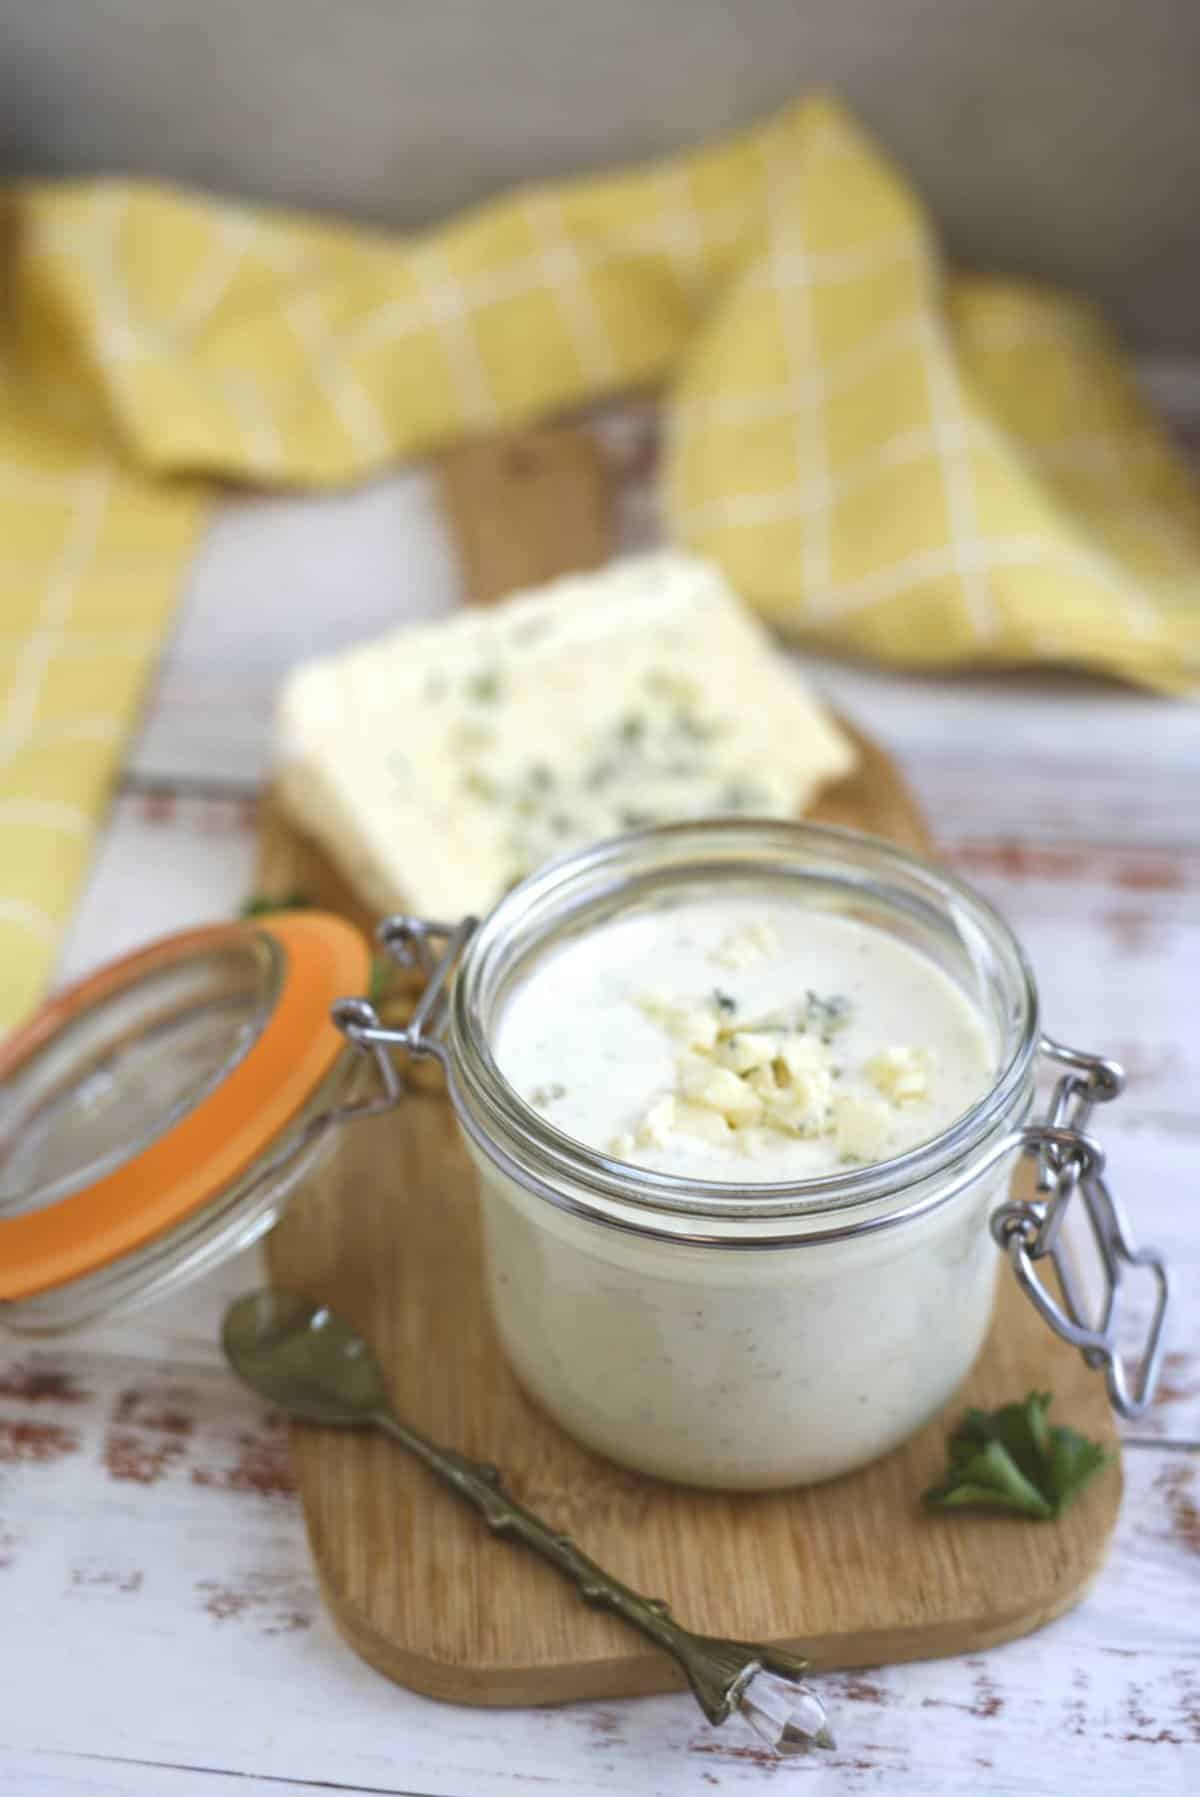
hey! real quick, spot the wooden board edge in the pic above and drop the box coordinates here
[312,1459,1122,1708]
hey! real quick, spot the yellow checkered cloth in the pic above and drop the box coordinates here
[2,95,1198,1030]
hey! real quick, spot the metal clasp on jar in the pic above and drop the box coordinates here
[991,1037,1170,1420]
[330,914,477,1083]
[214,919,475,1224]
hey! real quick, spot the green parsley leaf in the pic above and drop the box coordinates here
[239,889,313,917]
[1043,1414,1111,1510]
[923,1391,1110,1521]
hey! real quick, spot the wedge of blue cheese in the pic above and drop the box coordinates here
[275,552,856,917]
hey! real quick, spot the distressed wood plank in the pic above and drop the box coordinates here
[941,835,1200,1119]
[1093,1120,1200,1446]
[0,1356,1193,1796]
[904,750,1200,851]
[55,790,258,990]
[0,1750,374,1797]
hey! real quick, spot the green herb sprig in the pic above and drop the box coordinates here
[239,888,313,917]
[923,1391,1110,1521]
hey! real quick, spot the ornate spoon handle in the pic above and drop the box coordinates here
[373,1408,833,1753]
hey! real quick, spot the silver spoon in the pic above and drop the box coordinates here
[222,1288,834,1758]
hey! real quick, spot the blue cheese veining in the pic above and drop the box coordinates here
[275,554,855,919]
[495,896,994,1181]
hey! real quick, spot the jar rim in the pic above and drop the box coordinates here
[447,819,1040,1243]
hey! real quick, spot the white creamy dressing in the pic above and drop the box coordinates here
[478,890,1005,1489]
[494,895,994,1183]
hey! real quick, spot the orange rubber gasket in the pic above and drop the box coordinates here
[0,912,371,1301]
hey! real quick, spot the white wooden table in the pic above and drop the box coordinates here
[2,417,1197,1796]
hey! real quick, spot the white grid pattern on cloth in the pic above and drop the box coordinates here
[759,134,832,605]
[0,466,112,764]
[909,310,995,642]
[341,211,744,362]
[672,295,1167,436]
[408,244,499,428]
[282,291,389,461]
[524,192,620,386]
[346,289,439,358]
[57,198,929,442]
[653,165,709,306]
[675,424,944,530]
[321,214,912,371]
[677,422,1199,546]
[674,313,927,427]
[967,409,1163,644]
[74,200,262,364]
[37,199,267,489]
[805,535,1173,627]
[88,189,139,369]
[168,208,260,342]
[745,234,919,292]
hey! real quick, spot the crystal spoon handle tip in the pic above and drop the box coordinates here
[371,1408,834,1755]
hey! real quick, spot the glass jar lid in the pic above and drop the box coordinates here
[0,912,370,1304]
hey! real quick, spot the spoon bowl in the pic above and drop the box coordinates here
[222,1289,388,1426]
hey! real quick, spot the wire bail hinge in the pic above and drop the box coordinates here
[990,1036,1169,1420]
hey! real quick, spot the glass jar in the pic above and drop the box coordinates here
[0,913,377,1332]
[0,824,1167,1490]
[422,821,1165,1487]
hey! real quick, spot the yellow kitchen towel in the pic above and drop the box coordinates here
[2,95,1198,1030]
[0,408,205,1030]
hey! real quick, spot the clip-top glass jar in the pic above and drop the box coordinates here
[0,914,378,1330]
[0,824,1168,1492]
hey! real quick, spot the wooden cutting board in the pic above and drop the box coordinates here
[260,428,1121,1706]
